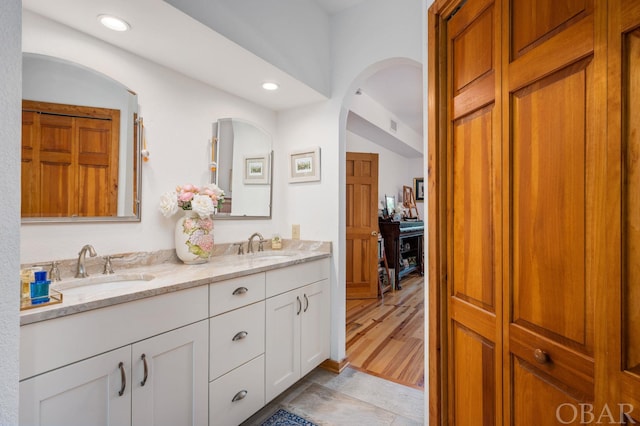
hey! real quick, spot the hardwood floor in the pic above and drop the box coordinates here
[345,273,424,390]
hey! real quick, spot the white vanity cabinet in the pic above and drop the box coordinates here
[208,273,266,426]
[265,259,330,402]
[19,253,332,426]
[19,286,209,426]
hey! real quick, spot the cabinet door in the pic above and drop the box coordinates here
[300,279,329,377]
[131,320,208,426]
[265,289,301,403]
[20,346,131,426]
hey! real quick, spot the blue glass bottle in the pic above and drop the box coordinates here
[30,270,50,305]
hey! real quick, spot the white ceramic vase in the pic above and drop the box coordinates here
[174,210,214,264]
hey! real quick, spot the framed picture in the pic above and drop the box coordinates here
[289,147,321,183]
[385,194,396,214]
[243,154,270,184]
[414,177,425,202]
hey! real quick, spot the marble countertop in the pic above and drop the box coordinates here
[20,242,331,326]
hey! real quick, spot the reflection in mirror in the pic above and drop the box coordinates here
[212,118,272,219]
[21,53,141,223]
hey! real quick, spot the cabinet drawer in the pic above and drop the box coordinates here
[209,273,265,316]
[210,301,265,380]
[209,355,265,426]
[265,258,329,298]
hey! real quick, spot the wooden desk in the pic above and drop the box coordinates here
[378,220,424,289]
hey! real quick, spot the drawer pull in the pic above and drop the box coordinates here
[232,331,249,341]
[533,348,549,364]
[303,294,309,312]
[118,362,126,396]
[296,296,302,315]
[140,354,148,386]
[232,287,248,296]
[232,390,248,402]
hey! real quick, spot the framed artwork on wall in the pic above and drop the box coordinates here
[243,155,270,184]
[414,177,425,202]
[289,147,320,183]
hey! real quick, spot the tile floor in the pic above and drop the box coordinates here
[242,367,425,425]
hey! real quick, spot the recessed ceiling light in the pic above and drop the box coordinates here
[98,14,130,32]
[262,82,279,91]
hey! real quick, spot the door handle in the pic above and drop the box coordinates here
[140,354,148,386]
[118,362,126,396]
[232,331,249,341]
[371,231,378,236]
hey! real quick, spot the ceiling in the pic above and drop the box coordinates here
[312,0,369,15]
[22,0,422,135]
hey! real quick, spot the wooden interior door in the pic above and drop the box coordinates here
[505,1,604,424]
[430,0,609,423]
[345,152,379,299]
[444,0,502,423]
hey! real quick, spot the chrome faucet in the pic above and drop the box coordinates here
[247,232,265,254]
[76,244,97,278]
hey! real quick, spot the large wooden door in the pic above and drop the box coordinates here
[429,0,614,424]
[346,152,379,299]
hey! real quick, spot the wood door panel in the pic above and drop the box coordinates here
[507,16,593,93]
[620,18,640,412]
[22,112,38,216]
[451,5,494,94]
[452,106,495,312]
[346,239,377,298]
[511,0,591,59]
[78,165,112,216]
[623,28,640,373]
[40,114,73,154]
[451,322,496,426]
[453,71,494,119]
[512,357,587,425]
[511,60,592,348]
[450,297,496,342]
[77,119,113,166]
[40,161,73,217]
[346,153,379,299]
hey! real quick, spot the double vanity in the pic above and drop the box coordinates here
[19,242,331,426]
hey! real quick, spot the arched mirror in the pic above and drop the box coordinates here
[21,53,141,223]
[212,118,272,218]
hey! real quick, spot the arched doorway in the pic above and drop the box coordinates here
[339,58,426,390]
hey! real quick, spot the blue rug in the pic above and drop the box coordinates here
[261,408,317,426]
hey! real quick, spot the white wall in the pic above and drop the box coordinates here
[20,12,281,264]
[346,130,424,220]
[0,0,21,422]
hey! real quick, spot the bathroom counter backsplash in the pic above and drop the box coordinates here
[20,240,331,326]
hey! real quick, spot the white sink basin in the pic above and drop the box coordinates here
[54,273,156,293]
[250,251,297,261]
